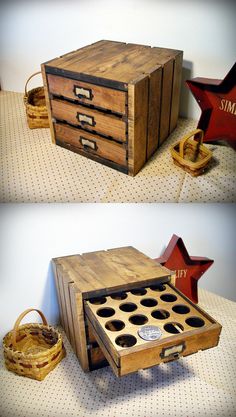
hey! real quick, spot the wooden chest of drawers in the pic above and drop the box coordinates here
[42,41,183,175]
[52,247,221,377]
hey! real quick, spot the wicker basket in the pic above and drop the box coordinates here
[24,71,49,129]
[3,308,66,381]
[171,129,212,176]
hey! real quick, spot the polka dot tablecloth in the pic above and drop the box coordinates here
[0,91,236,203]
[0,289,235,417]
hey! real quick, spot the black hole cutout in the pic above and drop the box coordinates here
[164,322,184,334]
[150,284,166,292]
[97,307,115,318]
[115,334,137,348]
[186,316,205,328]
[110,292,127,300]
[160,293,177,302]
[129,314,148,325]
[89,296,107,305]
[105,320,125,332]
[172,304,190,314]
[119,303,137,312]
[140,298,158,307]
[151,309,170,320]
[130,288,147,296]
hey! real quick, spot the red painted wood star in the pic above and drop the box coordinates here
[187,63,236,147]
[154,234,214,303]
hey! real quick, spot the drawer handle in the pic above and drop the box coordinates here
[73,85,93,100]
[77,112,96,127]
[160,343,185,360]
[80,137,97,151]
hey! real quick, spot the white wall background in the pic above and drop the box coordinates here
[0,203,235,341]
[0,0,235,119]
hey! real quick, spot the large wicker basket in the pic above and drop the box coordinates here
[3,309,66,381]
[171,129,212,176]
[24,71,49,129]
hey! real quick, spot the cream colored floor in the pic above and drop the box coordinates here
[0,289,235,417]
[1,91,235,202]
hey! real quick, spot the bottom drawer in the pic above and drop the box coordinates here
[54,123,127,168]
[84,283,222,377]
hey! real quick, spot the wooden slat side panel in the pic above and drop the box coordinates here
[159,59,174,145]
[62,273,76,352]
[169,52,183,132]
[51,261,65,329]
[56,267,70,340]
[146,66,162,159]
[119,324,221,376]
[51,99,126,142]
[128,76,149,176]
[41,64,56,144]
[47,74,127,115]
[69,284,89,371]
[54,123,127,167]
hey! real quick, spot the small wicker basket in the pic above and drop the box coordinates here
[3,308,66,381]
[24,71,49,129]
[171,129,212,176]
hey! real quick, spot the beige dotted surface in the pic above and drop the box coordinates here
[1,91,236,203]
[1,289,235,417]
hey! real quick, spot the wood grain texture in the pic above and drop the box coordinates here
[51,99,126,142]
[146,66,162,159]
[41,64,56,144]
[169,52,183,132]
[54,123,127,167]
[128,75,149,176]
[51,262,65,329]
[159,59,174,145]
[47,74,127,115]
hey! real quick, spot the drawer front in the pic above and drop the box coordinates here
[84,283,221,376]
[47,74,127,115]
[51,99,126,142]
[54,123,127,167]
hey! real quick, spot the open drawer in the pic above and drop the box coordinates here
[84,282,222,377]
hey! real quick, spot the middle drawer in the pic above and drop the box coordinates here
[51,99,127,142]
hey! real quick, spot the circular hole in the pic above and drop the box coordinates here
[160,293,177,302]
[96,307,115,318]
[115,334,137,348]
[172,304,190,314]
[119,302,137,312]
[140,298,158,307]
[186,316,205,328]
[129,314,148,325]
[164,322,184,334]
[89,296,106,305]
[110,292,127,300]
[150,284,166,292]
[105,320,125,332]
[130,288,147,296]
[151,309,170,320]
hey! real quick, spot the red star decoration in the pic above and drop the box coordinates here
[187,63,236,147]
[154,234,214,303]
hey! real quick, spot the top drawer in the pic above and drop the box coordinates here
[47,74,127,115]
[84,282,221,377]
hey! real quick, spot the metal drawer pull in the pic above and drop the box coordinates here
[160,343,185,359]
[73,85,93,100]
[77,112,96,127]
[80,137,97,151]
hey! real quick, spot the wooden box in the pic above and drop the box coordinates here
[52,247,221,377]
[41,41,183,175]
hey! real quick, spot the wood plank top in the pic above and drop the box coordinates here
[52,246,173,297]
[44,40,183,84]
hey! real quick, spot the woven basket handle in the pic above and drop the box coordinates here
[24,71,42,96]
[12,308,48,348]
[179,129,204,159]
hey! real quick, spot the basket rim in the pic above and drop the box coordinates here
[3,323,63,358]
[24,86,47,111]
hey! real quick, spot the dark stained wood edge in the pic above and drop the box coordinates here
[169,51,183,133]
[45,66,127,92]
[55,138,129,174]
[146,66,162,159]
[159,59,174,146]
[51,261,65,329]
[41,64,56,144]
